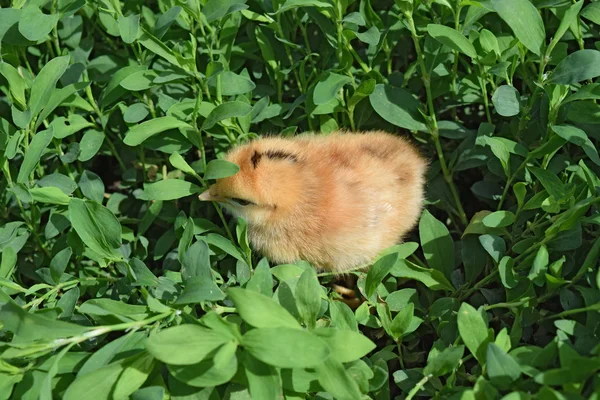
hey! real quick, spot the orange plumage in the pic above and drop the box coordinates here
[199,131,427,273]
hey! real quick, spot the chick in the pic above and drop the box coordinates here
[199,131,427,274]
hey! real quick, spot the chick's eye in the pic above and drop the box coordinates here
[230,197,253,206]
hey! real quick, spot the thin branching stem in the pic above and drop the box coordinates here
[404,12,468,227]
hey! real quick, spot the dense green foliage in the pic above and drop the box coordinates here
[1,0,600,398]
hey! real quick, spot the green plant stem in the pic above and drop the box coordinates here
[51,0,61,56]
[497,157,529,210]
[191,162,236,244]
[458,239,547,300]
[276,15,304,93]
[2,162,52,258]
[479,66,492,124]
[346,44,371,73]
[484,297,532,311]
[450,7,462,121]
[49,311,175,351]
[540,303,600,322]
[83,76,127,172]
[316,263,369,277]
[409,254,427,269]
[406,374,432,400]
[405,12,468,227]
[24,280,80,309]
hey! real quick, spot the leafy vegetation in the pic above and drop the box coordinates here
[1,0,600,398]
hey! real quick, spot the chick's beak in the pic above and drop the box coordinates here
[198,187,220,202]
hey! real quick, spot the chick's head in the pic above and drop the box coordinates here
[198,141,306,225]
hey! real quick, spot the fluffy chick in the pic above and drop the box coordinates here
[199,131,427,273]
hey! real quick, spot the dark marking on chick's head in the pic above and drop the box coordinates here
[251,151,262,169]
[361,144,394,160]
[264,149,298,163]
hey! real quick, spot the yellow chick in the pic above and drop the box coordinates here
[198,131,427,273]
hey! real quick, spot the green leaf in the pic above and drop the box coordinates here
[479,29,500,56]
[29,186,71,205]
[458,302,490,364]
[242,327,330,368]
[313,72,351,105]
[528,167,568,202]
[369,84,427,132]
[124,116,193,146]
[514,182,527,211]
[205,233,247,263]
[227,287,300,329]
[181,240,211,281]
[551,124,600,167]
[77,332,146,377]
[492,85,521,117]
[0,247,17,279]
[0,300,87,341]
[29,55,70,120]
[0,62,27,109]
[390,303,414,340]
[123,103,149,123]
[17,128,54,184]
[482,211,515,228]
[551,1,584,49]
[129,258,159,287]
[138,27,185,69]
[329,301,359,332]
[275,0,333,14]
[315,357,362,400]
[490,0,545,56]
[528,245,548,287]
[313,328,376,363]
[118,14,139,44]
[36,82,90,130]
[387,288,418,312]
[427,24,477,58]
[548,50,600,85]
[65,353,154,400]
[355,26,381,45]
[18,5,59,42]
[100,65,147,107]
[37,172,77,195]
[78,130,105,162]
[212,71,256,96]
[147,324,231,365]
[167,353,238,387]
[499,256,518,289]
[348,78,376,109]
[581,2,600,24]
[49,247,72,284]
[78,170,105,203]
[391,259,454,291]
[424,345,465,377]
[419,209,455,279]
[154,6,183,39]
[365,252,399,298]
[68,198,122,260]
[486,343,521,387]
[479,234,506,263]
[204,159,240,180]
[246,258,273,296]
[202,101,253,130]
[567,100,600,124]
[295,268,321,328]
[242,353,282,400]
[120,70,158,91]
[203,0,248,22]
[141,179,202,201]
[175,275,225,304]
